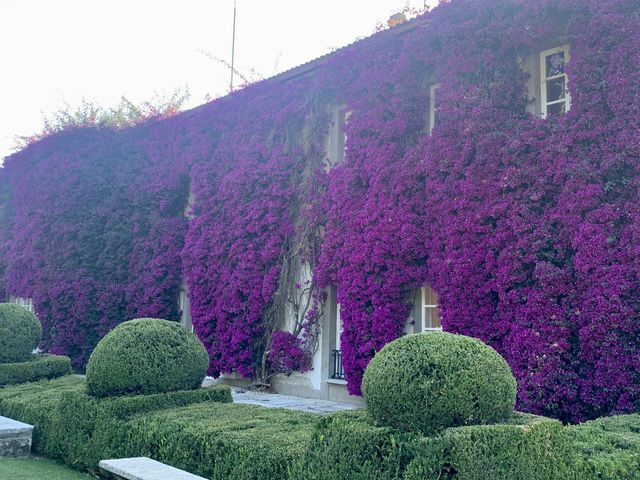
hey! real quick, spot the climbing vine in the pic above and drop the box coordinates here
[1,0,638,422]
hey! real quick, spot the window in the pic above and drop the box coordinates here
[9,296,34,314]
[327,286,345,381]
[429,83,440,133]
[326,106,352,169]
[184,184,195,220]
[421,286,441,331]
[540,45,570,118]
[178,283,194,333]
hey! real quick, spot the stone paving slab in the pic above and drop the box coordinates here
[230,388,360,414]
[202,377,360,414]
[0,415,33,458]
[99,457,207,480]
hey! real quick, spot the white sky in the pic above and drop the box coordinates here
[0,0,438,161]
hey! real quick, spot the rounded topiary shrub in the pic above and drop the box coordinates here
[362,331,517,436]
[0,303,42,363]
[86,318,209,398]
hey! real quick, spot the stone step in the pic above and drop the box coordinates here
[0,415,34,458]
[99,457,207,480]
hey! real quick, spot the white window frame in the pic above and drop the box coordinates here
[421,286,442,332]
[178,284,194,333]
[326,106,352,169]
[9,296,34,314]
[429,83,440,133]
[335,302,342,350]
[540,45,571,118]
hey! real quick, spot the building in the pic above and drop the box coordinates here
[2,0,637,422]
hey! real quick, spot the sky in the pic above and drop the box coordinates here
[0,0,439,162]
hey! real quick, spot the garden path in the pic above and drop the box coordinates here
[202,379,360,414]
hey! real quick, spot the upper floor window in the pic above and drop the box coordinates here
[326,106,352,169]
[184,184,195,220]
[9,296,34,314]
[540,45,571,118]
[428,83,440,133]
[421,286,441,331]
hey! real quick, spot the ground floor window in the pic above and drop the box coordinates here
[9,296,34,314]
[331,302,345,379]
[421,285,441,331]
[178,284,193,333]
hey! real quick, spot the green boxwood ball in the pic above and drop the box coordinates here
[362,331,517,436]
[0,303,42,363]
[86,318,209,398]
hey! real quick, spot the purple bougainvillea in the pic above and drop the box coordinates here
[0,0,638,422]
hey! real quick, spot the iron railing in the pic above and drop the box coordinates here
[331,349,345,380]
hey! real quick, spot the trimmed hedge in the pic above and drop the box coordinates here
[362,332,517,436]
[292,410,581,480]
[0,376,232,474]
[105,402,318,480]
[0,354,71,386]
[0,303,42,363]
[86,318,209,398]
[568,414,640,480]
[403,412,581,480]
[290,410,417,480]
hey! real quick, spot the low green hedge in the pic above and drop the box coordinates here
[0,354,71,386]
[0,376,85,452]
[105,402,319,480]
[293,411,583,480]
[568,414,640,480]
[404,412,581,480]
[0,376,232,474]
[290,410,417,480]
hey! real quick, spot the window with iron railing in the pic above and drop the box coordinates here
[331,349,345,380]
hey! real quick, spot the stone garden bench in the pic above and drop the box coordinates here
[0,415,34,458]
[99,457,207,480]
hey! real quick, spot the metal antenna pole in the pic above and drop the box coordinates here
[230,0,237,91]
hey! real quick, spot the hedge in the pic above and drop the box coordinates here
[403,412,582,480]
[568,414,640,480]
[0,376,85,452]
[0,303,42,363]
[362,332,516,436]
[0,376,232,474]
[86,318,209,398]
[104,402,319,480]
[0,354,71,386]
[290,410,418,480]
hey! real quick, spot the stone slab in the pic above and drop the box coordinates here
[230,388,360,414]
[99,457,207,480]
[0,416,33,458]
[0,416,34,436]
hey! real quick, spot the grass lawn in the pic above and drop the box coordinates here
[0,456,94,479]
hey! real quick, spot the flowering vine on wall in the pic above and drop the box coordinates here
[0,0,638,423]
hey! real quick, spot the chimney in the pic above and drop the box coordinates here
[387,12,408,28]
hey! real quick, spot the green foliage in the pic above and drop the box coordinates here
[290,410,418,480]
[85,318,209,398]
[0,376,232,475]
[104,402,318,480]
[0,303,42,363]
[0,354,71,386]
[0,457,92,480]
[0,376,86,452]
[362,332,517,436]
[15,88,190,148]
[404,412,582,480]
[568,414,640,480]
